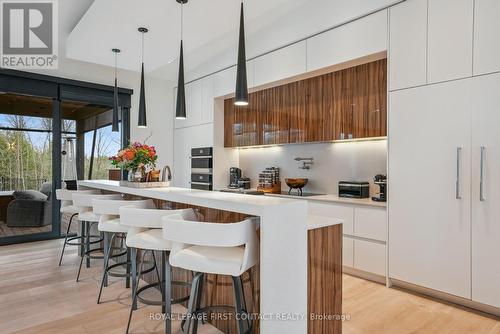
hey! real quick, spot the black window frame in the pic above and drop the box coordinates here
[0,69,132,245]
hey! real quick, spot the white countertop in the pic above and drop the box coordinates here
[265,192,387,208]
[77,180,346,332]
[78,180,301,216]
[307,215,344,230]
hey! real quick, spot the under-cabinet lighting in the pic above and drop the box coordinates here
[236,136,387,150]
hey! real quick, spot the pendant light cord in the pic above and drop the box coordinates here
[180,2,183,41]
[141,32,144,63]
[114,52,117,79]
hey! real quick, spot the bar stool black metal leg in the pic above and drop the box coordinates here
[85,221,91,268]
[152,251,164,297]
[126,250,146,334]
[76,221,87,282]
[97,233,116,304]
[103,232,110,288]
[79,220,85,257]
[160,251,166,314]
[130,247,138,311]
[191,273,204,334]
[232,276,246,334]
[126,247,131,289]
[240,275,251,330]
[184,272,203,334]
[58,213,77,266]
[164,251,172,334]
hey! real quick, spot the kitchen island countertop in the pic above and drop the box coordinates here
[77,180,321,334]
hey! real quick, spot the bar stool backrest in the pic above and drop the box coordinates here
[56,189,98,208]
[119,207,197,229]
[163,213,260,273]
[56,189,98,200]
[72,193,123,214]
[92,199,155,216]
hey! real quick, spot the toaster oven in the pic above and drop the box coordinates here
[338,181,370,199]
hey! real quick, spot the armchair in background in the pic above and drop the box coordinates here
[6,182,52,228]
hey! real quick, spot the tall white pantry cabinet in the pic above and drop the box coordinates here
[470,73,500,308]
[389,0,500,308]
[389,74,500,308]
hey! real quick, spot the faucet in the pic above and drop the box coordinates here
[161,165,172,182]
[294,157,314,170]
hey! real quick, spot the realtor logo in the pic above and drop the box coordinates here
[1,0,58,69]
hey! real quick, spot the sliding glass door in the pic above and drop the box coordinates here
[0,70,131,245]
[0,94,57,241]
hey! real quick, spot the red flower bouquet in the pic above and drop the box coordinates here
[109,142,158,174]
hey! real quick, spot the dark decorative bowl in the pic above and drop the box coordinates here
[285,178,308,195]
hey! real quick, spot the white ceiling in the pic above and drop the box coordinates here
[66,0,401,79]
[67,0,304,73]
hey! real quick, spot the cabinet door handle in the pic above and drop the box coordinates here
[456,147,462,200]
[480,146,486,201]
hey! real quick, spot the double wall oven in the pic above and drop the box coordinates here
[190,147,213,191]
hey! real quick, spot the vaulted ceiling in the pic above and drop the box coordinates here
[66,0,401,79]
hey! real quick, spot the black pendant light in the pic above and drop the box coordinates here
[111,48,120,132]
[175,0,188,119]
[235,0,248,106]
[138,27,148,128]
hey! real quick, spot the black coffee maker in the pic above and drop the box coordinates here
[372,174,387,202]
[228,167,242,189]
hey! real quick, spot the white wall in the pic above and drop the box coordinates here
[237,140,387,195]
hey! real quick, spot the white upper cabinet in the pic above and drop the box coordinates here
[307,10,388,72]
[473,0,500,76]
[246,60,255,89]
[213,66,236,98]
[389,0,427,91]
[201,75,214,124]
[254,41,306,87]
[174,80,202,129]
[212,61,254,99]
[427,0,473,84]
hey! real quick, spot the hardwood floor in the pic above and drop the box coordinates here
[343,276,500,334]
[0,213,79,238]
[0,239,498,334]
[0,239,221,334]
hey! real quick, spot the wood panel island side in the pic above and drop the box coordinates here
[78,180,342,334]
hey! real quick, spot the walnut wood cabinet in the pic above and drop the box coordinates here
[224,59,387,147]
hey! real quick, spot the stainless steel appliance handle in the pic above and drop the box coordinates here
[480,146,486,201]
[456,147,462,200]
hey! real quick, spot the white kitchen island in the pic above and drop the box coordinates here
[78,180,342,334]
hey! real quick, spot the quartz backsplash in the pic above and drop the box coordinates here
[237,139,387,196]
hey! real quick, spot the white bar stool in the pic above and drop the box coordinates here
[119,206,198,334]
[92,198,156,304]
[55,189,98,266]
[162,213,259,334]
[72,192,122,282]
